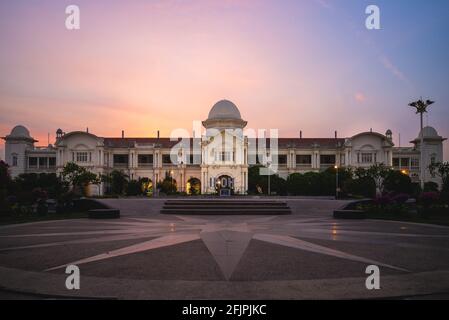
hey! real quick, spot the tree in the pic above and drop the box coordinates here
[248,165,287,195]
[0,161,11,213]
[101,170,129,195]
[302,172,322,195]
[384,170,413,195]
[286,173,307,196]
[126,180,142,196]
[61,162,99,196]
[269,175,287,196]
[157,172,177,195]
[429,162,449,191]
[343,167,376,198]
[248,165,267,194]
[424,181,439,192]
[367,163,390,196]
[0,160,10,188]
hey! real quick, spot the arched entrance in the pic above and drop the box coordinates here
[140,178,153,196]
[215,175,234,196]
[187,177,201,195]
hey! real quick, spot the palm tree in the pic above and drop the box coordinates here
[408,98,435,189]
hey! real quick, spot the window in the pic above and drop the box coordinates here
[278,155,287,165]
[411,158,419,168]
[189,154,201,165]
[39,157,47,167]
[12,155,18,167]
[393,158,400,167]
[28,157,38,168]
[76,152,88,162]
[49,157,56,167]
[320,155,336,165]
[113,154,129,165]
[162,154,173,164]
[400,158,410,167]
[361,153,373,164]
[216,151,231,162]
[296,155,312,165]
[138,154,153,165]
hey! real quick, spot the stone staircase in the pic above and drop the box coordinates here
[160,199,292,215]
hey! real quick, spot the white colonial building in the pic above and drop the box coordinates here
[2,100,446,195]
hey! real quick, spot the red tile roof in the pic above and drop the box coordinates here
[250,138,346,149]
[103,138,198,148]
[103,137,345,149]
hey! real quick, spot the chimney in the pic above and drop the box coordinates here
[86,127,89,133]
[300,131,302,139]
[335,131,337,139]
[121,130,124,139]
[157,130,160,139]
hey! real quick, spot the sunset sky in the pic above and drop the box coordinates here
[1,0,448,160]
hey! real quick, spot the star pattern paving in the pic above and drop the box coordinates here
[3,215,448,280]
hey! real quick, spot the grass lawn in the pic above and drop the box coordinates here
[0,212,88,226]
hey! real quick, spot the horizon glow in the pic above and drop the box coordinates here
[1,0,448,160]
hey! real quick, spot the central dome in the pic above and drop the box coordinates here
[208,100,242,120]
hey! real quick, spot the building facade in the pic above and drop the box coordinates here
[2,100,446,195]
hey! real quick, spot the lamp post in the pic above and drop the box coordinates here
[408,98,434,189]
[334,165,339,199]
[267,160,272,196]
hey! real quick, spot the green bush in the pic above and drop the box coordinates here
[286,173,307,196]
[157,174,177,195]
[248,166,287,195]
[424,181,439,192]
[126,180,142,196]
[0,160,11,214]
[384,170,413,195]
[343,177,376,198]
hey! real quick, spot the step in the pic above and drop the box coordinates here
[160,199,292,215]
[164,202,288,205]
[164,204,287,208]
[161,208,291,215]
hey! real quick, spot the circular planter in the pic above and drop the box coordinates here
[333,209,366,219]
[88,209,120,219]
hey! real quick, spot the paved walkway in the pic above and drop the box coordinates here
[1,198,449,299]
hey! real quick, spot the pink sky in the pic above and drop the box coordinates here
[1,0,448,160]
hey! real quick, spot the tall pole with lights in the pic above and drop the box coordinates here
[408,98,434,190]
[334,165,339,199]
[267,160,272,196]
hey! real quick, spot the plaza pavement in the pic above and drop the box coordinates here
[1,198,449,299]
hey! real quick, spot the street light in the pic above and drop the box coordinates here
[334,165,339,199]
[408,98,434,189]
[267,160,272,196]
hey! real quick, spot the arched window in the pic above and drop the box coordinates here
[12,154,18,167]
